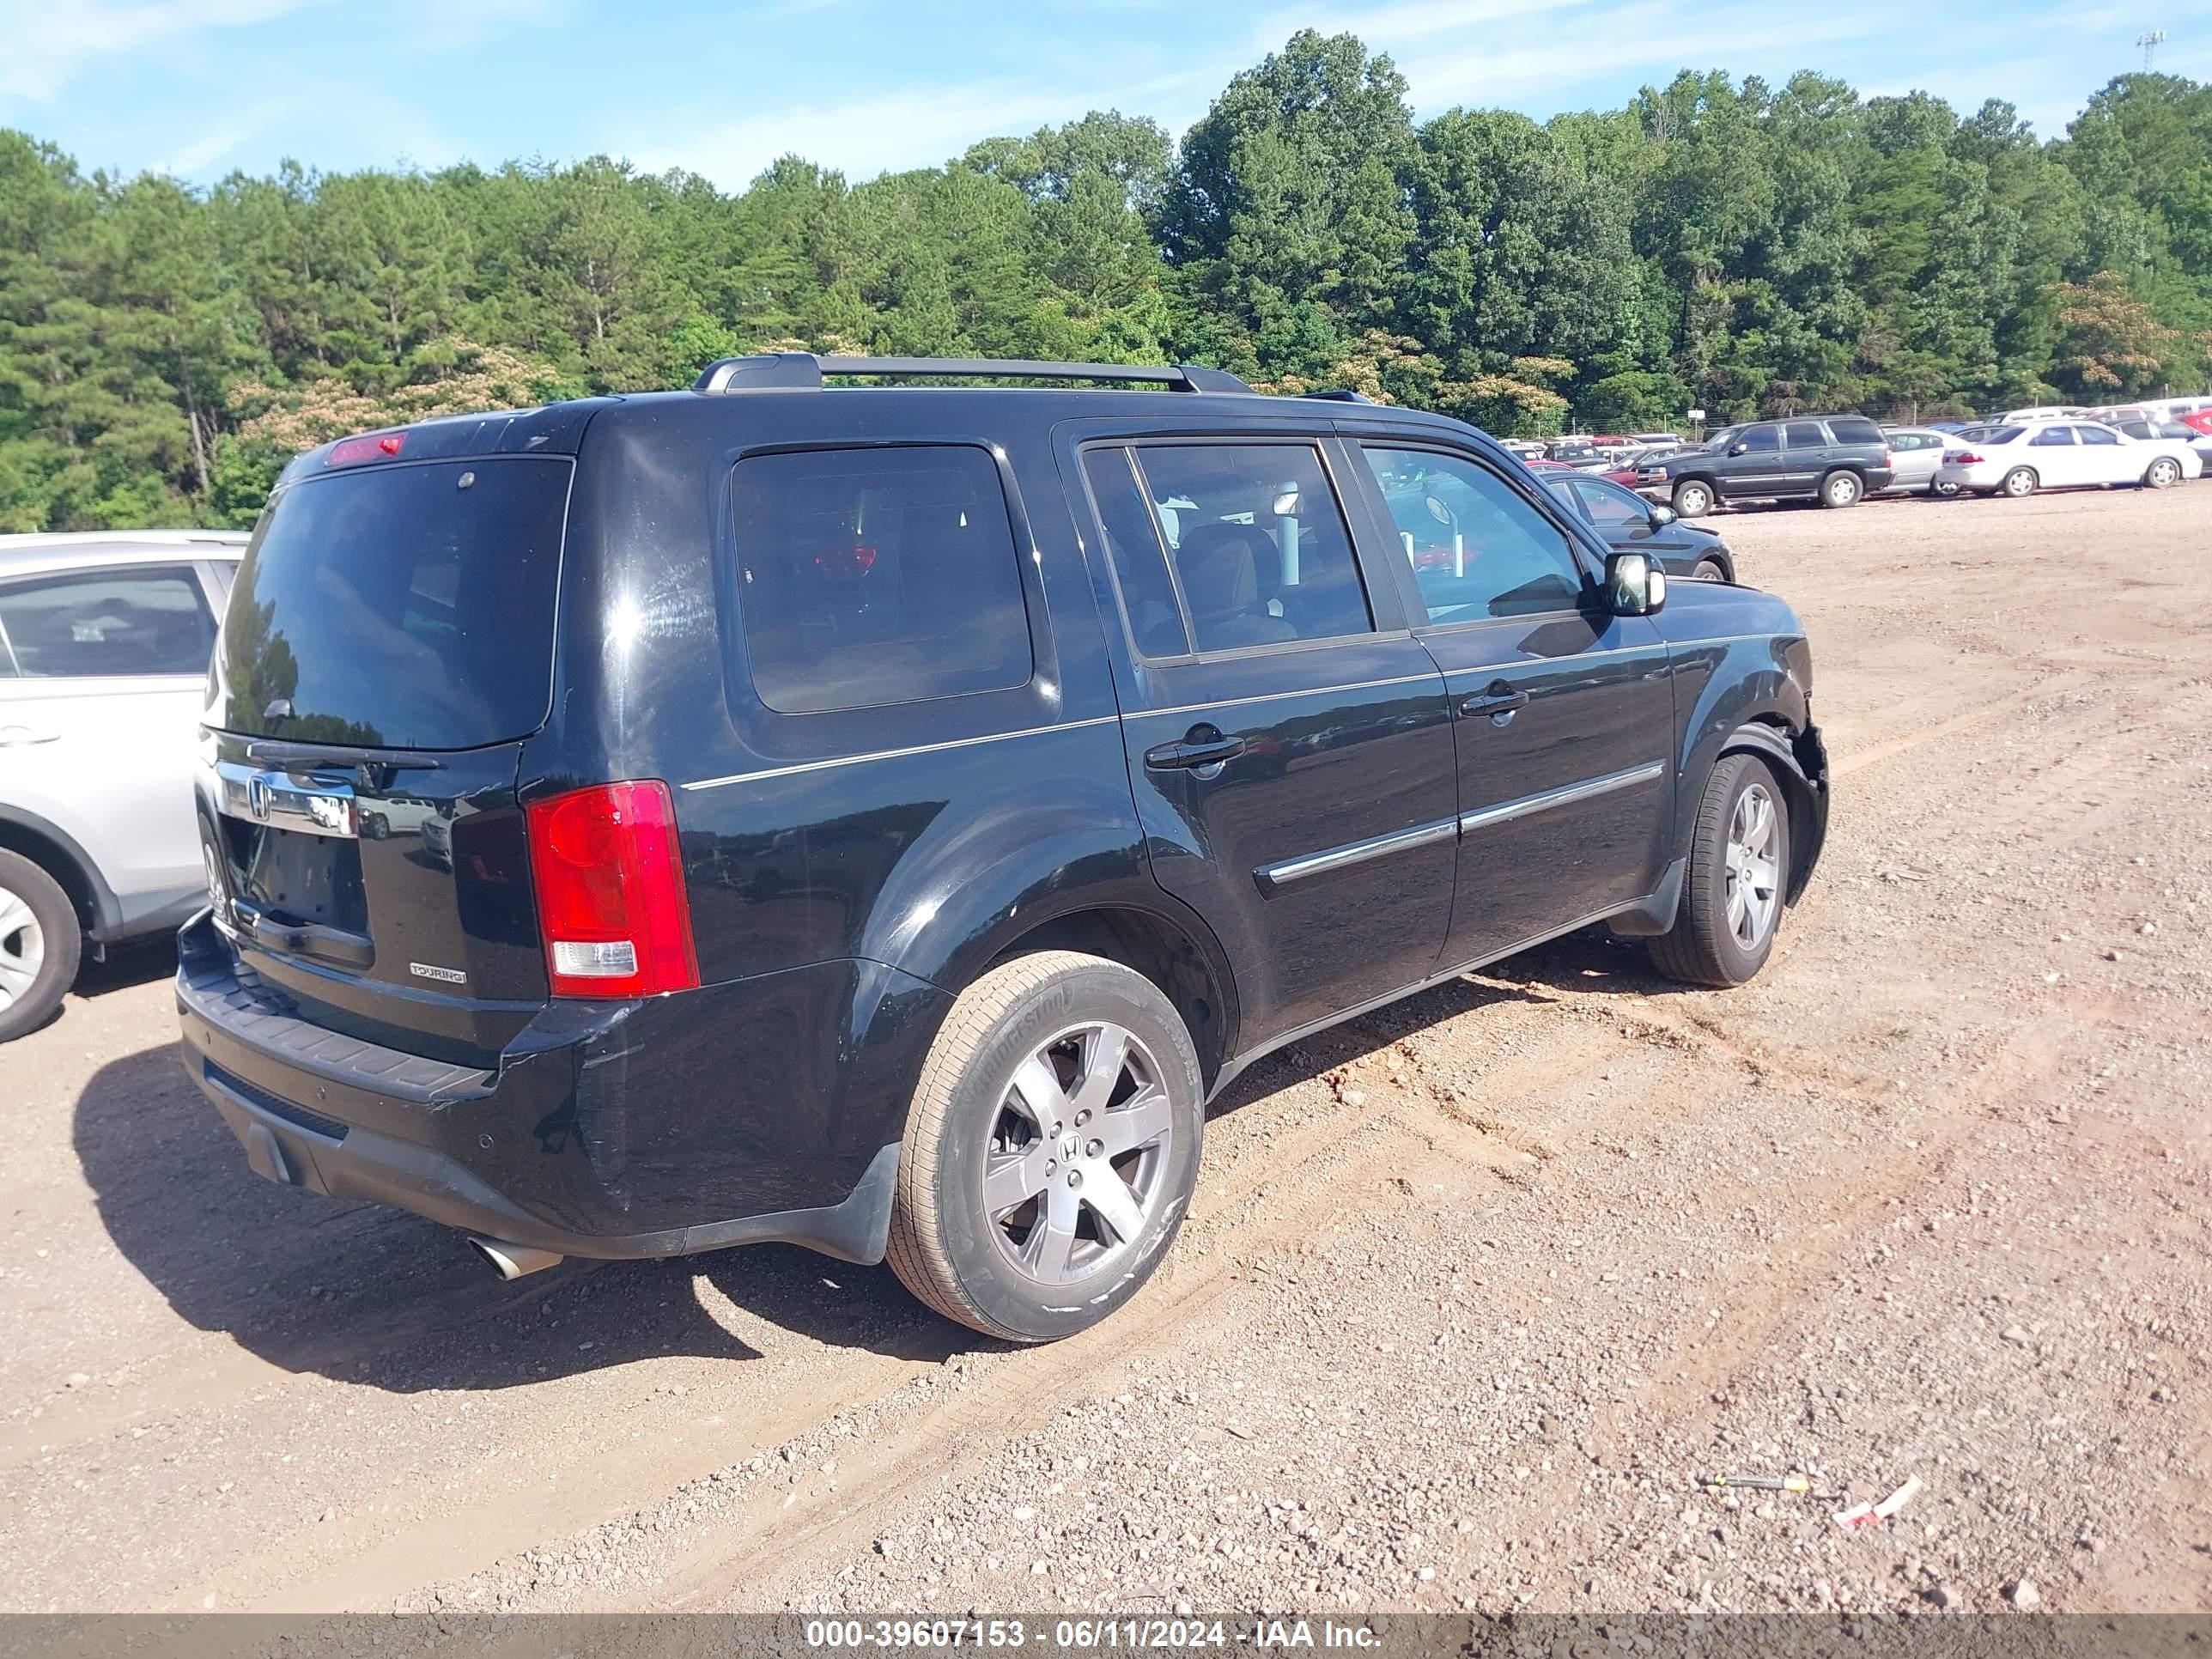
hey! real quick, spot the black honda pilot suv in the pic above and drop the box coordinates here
[179,355,1828,1342]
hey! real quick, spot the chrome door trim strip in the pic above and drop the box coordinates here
[1255,815,1459,892]
[682,715,1123,792]
[1143,671,1444,724]
[1459,760,1666,836]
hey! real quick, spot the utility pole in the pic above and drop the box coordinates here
[2138,30,2166,71]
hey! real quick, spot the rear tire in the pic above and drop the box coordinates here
[1819,470,1863,508]
[1671,480,1715,519]
[2144,457,2181,489]
[1650,754,1790,989]
[885,951,1203,1341]
[2001,467,2037,499]
[0,849,79,1043]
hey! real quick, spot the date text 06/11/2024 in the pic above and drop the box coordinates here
[800,1619,1382,1650]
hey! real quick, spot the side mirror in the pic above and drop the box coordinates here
[1649,504,1678,526]
[1729,442,1751,457]
[1606,551,1666,617]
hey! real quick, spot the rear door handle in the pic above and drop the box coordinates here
[1460,682,1530,721]
[1144,729,1248,771]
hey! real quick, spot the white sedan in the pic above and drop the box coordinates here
[1936,420,2203,498]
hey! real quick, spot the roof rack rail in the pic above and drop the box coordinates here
[692,353,1252,395]
[1303,388,1375,403]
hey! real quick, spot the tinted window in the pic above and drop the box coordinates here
[2156,422,2196,439]
[1571,477,1650,528]
[733,446,1032,714]
[1081,448,1189,659]
[2029,427,2075,447]
[2078,424,2118,445]
[1363,447,1583,624]
[1827,416,1882,445]
[1738,427,1780,453]
[0,565,214,679]
[217,459,565,748]
[1131,444,1370,653]
[1782,422,1827,449]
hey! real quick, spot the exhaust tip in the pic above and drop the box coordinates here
[466,1235,564,1280]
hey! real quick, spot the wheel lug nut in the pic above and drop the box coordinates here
[1075,1110,1089,1126]
[1085,1138,1103,1158]
[1044,1159,1056,1176]
[1067,1170,1083,1188]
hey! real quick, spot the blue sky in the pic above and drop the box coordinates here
[5,0,2210,188]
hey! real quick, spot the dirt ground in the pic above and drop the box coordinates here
[4,483,2209,1620]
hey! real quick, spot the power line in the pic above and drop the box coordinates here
[2138,30,2167,71]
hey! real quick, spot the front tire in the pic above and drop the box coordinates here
[0,849,79,1043]
[2001,467,2038,499]
[2144,458,2181,489]
[1672,480,1715,520]
[1819,470,1863,508]
[885,951,1203,1341]
[1650,754,1790,988]
[1691,558,1728,582]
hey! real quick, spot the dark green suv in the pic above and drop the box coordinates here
[1636,416,1895,519]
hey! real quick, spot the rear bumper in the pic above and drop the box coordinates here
[175,912,933,1263]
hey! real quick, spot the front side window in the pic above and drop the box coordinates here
[1362,447,1584,625]
[1571,477,1649,528]
[1130,444,1371,653]
[0,565,215,679]
[732,446,1033,714]
[1738,426,1781,453]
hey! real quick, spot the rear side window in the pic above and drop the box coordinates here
[1827,416,1882,445]
[2079,424,2118,445]
[732,445,1032,714]
[0,565,215,678]
[1782,422,1826,449]
[216,459,568,749]
[2029,427,2075,447]
[1130,444,1371,653]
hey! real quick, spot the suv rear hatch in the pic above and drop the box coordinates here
[202,451,571,1066]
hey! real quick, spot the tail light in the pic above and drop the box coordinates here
[1948,451,1984,465]
[525,781,698,998]
[1883,448,1894,468]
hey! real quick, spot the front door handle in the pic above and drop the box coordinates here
[1460,682,1530,722]
[1144,727,1248,771]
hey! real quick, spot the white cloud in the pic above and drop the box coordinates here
[0,0,316,101]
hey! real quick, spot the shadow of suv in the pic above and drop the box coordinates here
[177,355,1829,1342]
[1637,416,1894,518]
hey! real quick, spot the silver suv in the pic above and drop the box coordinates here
[0,531,244,1039]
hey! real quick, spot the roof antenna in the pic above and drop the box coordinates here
[2138,29,2166,70]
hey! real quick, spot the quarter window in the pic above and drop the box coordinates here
[1362,447,1585,625]
[0,565,215,678]
[732,446,1033,714]
[1129,444,1372,653]
[1080,448,1189,658]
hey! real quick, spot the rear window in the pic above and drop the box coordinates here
[732,445,1032,714]
[1827,416,1882,445]
[215,458,568,750]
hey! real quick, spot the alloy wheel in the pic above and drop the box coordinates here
[1724,784,1782,952]
[0,884,46,1013]
[983,1022,1175,1285]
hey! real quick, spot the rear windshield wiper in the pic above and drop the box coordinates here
[242,738,447,779]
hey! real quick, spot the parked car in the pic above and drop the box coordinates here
[1538,471,1737,583]
[1934,421,2202,498]
[1879,427,1955,494]
[179,354,1828,1341]
[0,531,246,1039]
[2108,416,2212,468]
[1999,405,2089,422]
[1636,416,1895,518]
[1631,431,1683,448]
